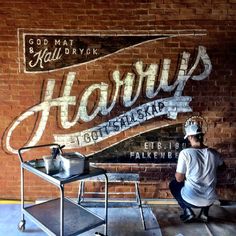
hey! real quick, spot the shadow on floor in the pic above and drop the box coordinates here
[150,203,236,236]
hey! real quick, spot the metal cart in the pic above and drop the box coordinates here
[17,144,108,236]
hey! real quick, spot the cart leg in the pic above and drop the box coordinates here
[135,182,146,230]
[18,165,26,231]
[59,184,65,236]
[104,173,108,236]
[78,181,85,204]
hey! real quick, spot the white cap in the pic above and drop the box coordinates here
[184,124,203,139]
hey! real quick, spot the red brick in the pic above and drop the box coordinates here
[0,0,235,202]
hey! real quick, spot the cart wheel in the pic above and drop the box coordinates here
[95,232,105,236]
[18,220,26,232]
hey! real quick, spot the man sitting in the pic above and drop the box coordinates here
[169,123,225,222]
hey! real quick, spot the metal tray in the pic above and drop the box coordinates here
[27,159,45,168]
[24,198,105,236]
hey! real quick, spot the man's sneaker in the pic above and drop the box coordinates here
[198,207,209,223]
[198,213,208,223]
[180,208,195,223]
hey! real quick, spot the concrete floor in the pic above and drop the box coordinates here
[1,200,236,236]
[0,202,161,236]
[150,202,236,236]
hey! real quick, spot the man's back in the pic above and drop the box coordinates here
[177,147,223,206]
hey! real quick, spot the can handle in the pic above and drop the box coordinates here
[18,143,64,163]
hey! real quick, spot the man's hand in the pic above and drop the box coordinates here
[175,172,185,182]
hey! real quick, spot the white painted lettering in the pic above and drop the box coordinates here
[28,48,62,68]
[6,46,212,153]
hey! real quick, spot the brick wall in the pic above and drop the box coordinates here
[0,0,235,201]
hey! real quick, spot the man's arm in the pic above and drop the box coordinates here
[176,150,186,182]
[175,172,185,182]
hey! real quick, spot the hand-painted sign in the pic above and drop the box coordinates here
[22,30,207,73]
[24,34,167,72]
[54,96,191,148]
[90,124,188,163]
[6,43,212,154]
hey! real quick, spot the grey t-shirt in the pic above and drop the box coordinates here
[176,147,223,206]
